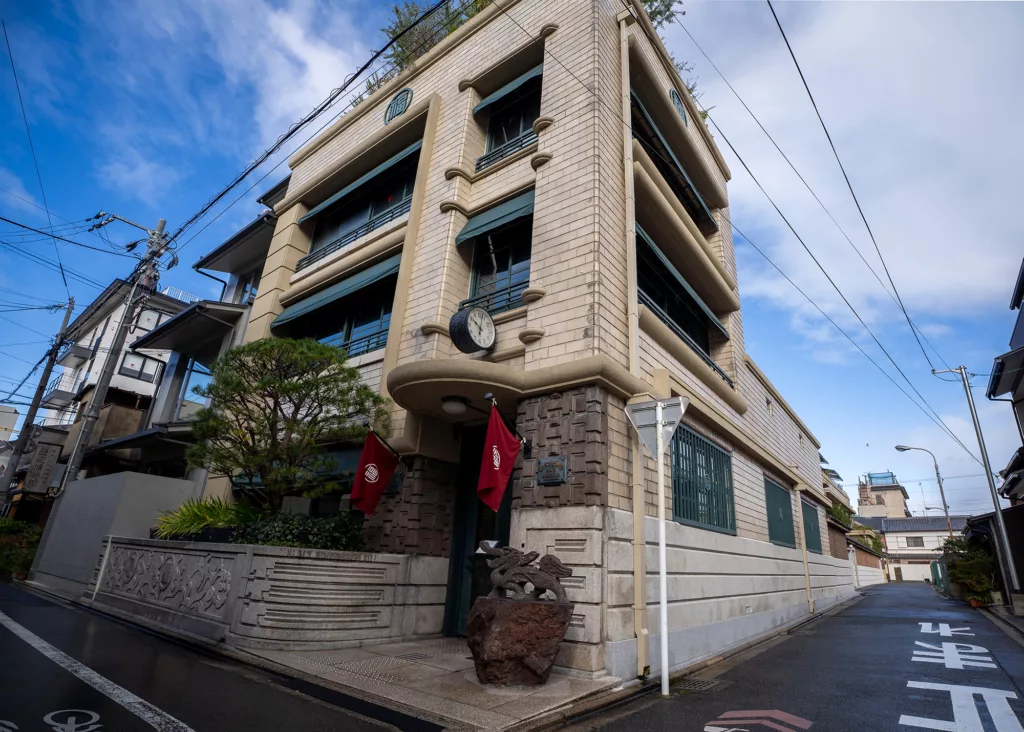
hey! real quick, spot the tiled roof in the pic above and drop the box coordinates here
[882,516,970,533]
[888,553,942,561]
[854,516,884,531]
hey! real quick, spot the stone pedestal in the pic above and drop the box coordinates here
[466,597,574,685]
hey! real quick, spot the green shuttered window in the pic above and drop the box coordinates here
[670,425,735,533]
[765,478,795,548]
[802,501,822,554]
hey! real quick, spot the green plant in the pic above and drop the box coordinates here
[943,536,997,602]
[154,497,261,539]
[187,338,388,515]
[826,503,854,528]
[0,518,43,577]
[235,511,364,552]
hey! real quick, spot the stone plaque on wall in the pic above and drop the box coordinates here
[537,456,567,486]
[24,443,61,494]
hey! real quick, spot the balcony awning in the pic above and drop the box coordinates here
[271,253,402,330]
[299,141,422,225]
[987,346,1024,398]
[132,301,247,353]
[473,64,543,116]
[455,190,535,247]
[636,224,727,339]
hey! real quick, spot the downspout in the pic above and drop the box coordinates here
[795,484,815,614]
[193,266,228,302]
[618,5,649,679]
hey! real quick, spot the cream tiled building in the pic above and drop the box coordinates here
[235,0,854,680]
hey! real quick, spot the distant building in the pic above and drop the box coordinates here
[855,515,969,582]
[857,471,911,518]
[0,406,17,441]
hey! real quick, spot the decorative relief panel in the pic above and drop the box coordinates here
[102,546,232,619]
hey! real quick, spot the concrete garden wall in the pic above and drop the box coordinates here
[855,564,885,588]
[84,536,449,650]
[807,550,856,611]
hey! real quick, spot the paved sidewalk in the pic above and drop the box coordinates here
[248,637,622,730]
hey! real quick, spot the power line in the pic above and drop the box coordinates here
[0,215,137,258]
[0,314,52,338]
[764,0,938,376]
[484,0,980,465]
[167,0,453,248]
[2,19,70,298]
[670,14,953,373]
[0,238,107,289]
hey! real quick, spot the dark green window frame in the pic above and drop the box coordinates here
[670,424,735,534]
[802,501,823,554]
[476,75,542,172]
[765,477,796,548]
[463,217,532,314]
[286,274,396,357]
[630,90,716,234]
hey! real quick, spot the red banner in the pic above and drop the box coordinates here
[477,405,522,511]
[350,432,400,516]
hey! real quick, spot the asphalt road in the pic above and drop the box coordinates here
[576,583,1024,732]
[0,582,425,732]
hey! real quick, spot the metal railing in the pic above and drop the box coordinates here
[458,281,528,315]
[161,286,201,304]
[38,410,76,427]
[475,130,538,172]
[296,199,412,272]
[638,291,734,388]
[321,329,388,358]
[44,372,89,399]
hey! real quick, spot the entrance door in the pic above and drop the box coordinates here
[894,566,903,582]
[444,425,513,636]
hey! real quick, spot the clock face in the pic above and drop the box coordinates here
[467,307,496,350]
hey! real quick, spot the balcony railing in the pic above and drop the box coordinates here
[296,199,412,272]
[475,130,538,172]
[458,281,529,316]
[639,291,734,388]
[320,329,388,358]
[161,286,201,304]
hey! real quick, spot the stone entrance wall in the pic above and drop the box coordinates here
[363,456,458,557]
[85,536,449,650]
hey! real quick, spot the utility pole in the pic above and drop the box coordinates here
[62,219,169,486]
[0,297,74,511]
[936,366,1020,593]
[895,445,952,537]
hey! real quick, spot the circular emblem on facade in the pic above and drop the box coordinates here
[384,88,413,124]
[364,464,380,483]
[492,446,500,470]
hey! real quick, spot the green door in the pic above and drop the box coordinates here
[765,478,795,548]
[801,501,822,554]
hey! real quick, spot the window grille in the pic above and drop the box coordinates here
[671,425,735,533]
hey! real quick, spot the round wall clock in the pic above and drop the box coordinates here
[449,307,496,353]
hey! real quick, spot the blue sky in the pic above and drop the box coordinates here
[1,1,1022,515]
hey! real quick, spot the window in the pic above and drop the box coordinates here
[234,269,260,304]
[120,352,164,383]
[630,91,716,234]
[176,358,211,420]
[670,424,735,533]
[288,274,396,357]
[765,477,795,547]
[635,225,731,385]
[802,501,822,554]
[669,88,688,127]
[135,309,166,332]
[907,536,925,548]
[384,88,412,124]
[766,397,774,417]
[464,218,532,314]
[475,68,543,172]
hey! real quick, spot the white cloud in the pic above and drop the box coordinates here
[664,2,1024,330]
[0,168,42,217]
[917,323,953,339]
[99,150,182,206]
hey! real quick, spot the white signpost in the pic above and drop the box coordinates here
[625,396,688,696]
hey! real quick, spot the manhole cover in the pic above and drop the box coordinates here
[674,678,725,692]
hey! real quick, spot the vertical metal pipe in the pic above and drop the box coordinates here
[655,398,669,695]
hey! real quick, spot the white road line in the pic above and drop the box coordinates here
[0,610,195,732]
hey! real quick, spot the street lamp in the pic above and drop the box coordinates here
[895,445,953,537]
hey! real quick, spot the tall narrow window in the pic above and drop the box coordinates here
[671,424,735,533]
[287,275,396,357]
[474,66,543,171]
[802,501,822,554]
[466,218,532,314]
[669,88,688,127]
[765,477,796,547]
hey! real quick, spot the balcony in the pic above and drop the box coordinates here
[55,342,94,369]
[295,199,412,272]
[160,286,201,305]
[1011,308,1024,351]
[42,373,89,408]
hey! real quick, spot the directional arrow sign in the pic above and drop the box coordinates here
[625,397,688,457]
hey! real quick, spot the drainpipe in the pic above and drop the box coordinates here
[617,5,649,679]
[795,484,815,614]
[193,266,228,302]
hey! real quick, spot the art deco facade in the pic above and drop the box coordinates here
[236,0,851,679]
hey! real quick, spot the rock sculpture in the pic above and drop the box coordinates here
[467,542,575,686]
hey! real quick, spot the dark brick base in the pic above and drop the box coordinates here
[363,456,457,557]
[513,385,609,508]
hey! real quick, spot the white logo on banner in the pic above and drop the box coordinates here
[899,681,1024,732]
[919,622,974,637]
[492,446,500,469]
[912,642,996,670]
[364,464,379,483]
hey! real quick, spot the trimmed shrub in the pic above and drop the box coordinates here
[0,518,43,577]
[235,511,363,551]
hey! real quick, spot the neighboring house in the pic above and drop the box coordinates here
[37,280,197,479]
[85,180,282,490]
[820,459,853,561]
[856,515,969,582]
[3,425,68,523]
[857,471,911,518]
[228,0,849,681]
[987,259,1024,502]
[848,537,886,588]
[0,406,17,441]
[964,505,1024,598]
